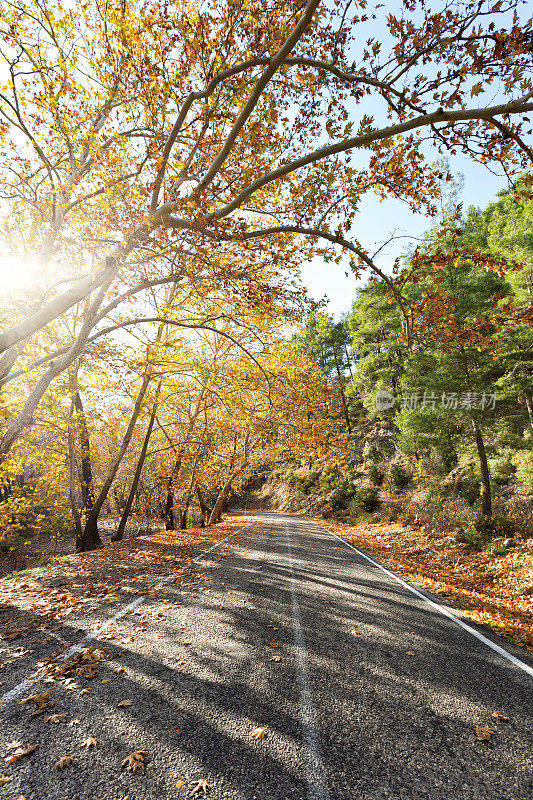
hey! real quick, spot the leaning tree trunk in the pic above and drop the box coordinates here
[472,418,492,516]
[209,474,238,525]
[208,435,251,526]
[525,395,533,432]
[112,380,161,542]
[177,441,204,529]
[79,368,153,551]
[0,269,117,461]
[196,485,212,527]
[73,390,95,515]
[67,400,83,549]
[164,458,181,530]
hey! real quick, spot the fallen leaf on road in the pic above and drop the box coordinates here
[251,727,266,741]
[29,701,54,717]
[79,688,91,696]
[475,726,494,742]
[55,756,73,770]
[4,744,38,764]
[491,711,509,721]
[189,779,209,796]
[121,750,149,773]
[267,640,278,648]
[117,699,132,707]
[80,737,98,748]
[271,655,281,662]
[176,780,185,789]
[44,714,67,724]
[101,679,111,684]
[19,687,52,706]
[114,667,126,674]
[6,742,23,750]
[0,775,12,785]
[68,719,82,726]
[174,730,181,735]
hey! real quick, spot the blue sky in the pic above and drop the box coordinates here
[300,157,509,317]
[298,0,527,318]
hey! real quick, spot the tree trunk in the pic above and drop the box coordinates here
[78,278,179,553]
[72,390,95,515]
[334,360,351,432]
[79,368,153,551]
[164,459,180,530]
[112,380,161,542]
[177,441,203,530]
[472,418,492,516]
[209,475,237,525]
[208,435,251,525]
[196,485,211,527]
[0,345,19,387]
[525,395,533,431]
[67,401,83,549]
[163,385,207,530]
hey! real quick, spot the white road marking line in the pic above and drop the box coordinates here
[322,525,533,680]
[285,527,331,800]
[0,523,251,709]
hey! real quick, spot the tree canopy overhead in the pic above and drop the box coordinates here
[1,0,533,549]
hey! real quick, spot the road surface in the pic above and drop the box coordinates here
[1,512,532,799]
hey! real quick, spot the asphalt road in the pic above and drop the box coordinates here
[1,512,532,800]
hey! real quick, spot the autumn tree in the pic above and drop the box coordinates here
[1,0,533,469]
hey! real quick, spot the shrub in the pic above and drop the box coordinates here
[474,511,515,540]
[319,467,339,491]
[515,450,533,495]
[328,479,357,512]
[353,486,380,512]
[485,541,508,557]
[459,475,480,505]
[389,464,411,492]
[362,443,380,462]
[368,464,384,485]
[455,526,487,551]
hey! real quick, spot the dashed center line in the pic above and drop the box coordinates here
[285,526,330,800]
